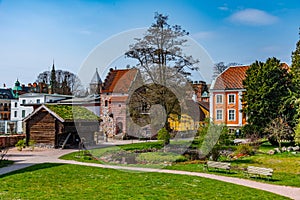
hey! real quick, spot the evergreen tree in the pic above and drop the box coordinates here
[290,28,300,143]
[291,28,300,95]
[242,57,292,137]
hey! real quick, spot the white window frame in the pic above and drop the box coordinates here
[216,94,223,104]
[228,109,236,121]
[216,109,223,120]
[228,94,235,104]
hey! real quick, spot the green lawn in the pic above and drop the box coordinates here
[0,163,289,199]
[61,141,300,187]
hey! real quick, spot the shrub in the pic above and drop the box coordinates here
[15,139,26,151]
[294,123,300,145]
[157,128,170,145]
[234,144,255,156]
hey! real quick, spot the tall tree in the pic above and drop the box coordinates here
[242,57,292,137]
[290,28,300,143]
[291,28,300,94]
[125,13,199,143]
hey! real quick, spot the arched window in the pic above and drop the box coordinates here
[116,122,123,134]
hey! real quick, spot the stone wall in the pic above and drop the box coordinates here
[0,134,25,148]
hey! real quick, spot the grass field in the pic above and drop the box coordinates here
[0,163,289,199]
[61,141,300,187]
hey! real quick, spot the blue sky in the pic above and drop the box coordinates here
[0,0,300,87]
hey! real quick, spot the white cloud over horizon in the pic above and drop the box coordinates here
[228,8,278,26]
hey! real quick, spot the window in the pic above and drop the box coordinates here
[118,104,121,107]
[105,100,108,107]
[22,110,26,118]
[37,99,40,104]
[14,111,17,118]
[228,94,235,104]
[15,102,18,107]
[216,110,223,120]
[216,94,223,104]
[22,100,26,105]
[228,109,235,121]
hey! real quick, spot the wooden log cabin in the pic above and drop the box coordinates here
[23,104,99,148]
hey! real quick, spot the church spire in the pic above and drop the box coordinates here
[50,60,57,94]
[89,68,102,94]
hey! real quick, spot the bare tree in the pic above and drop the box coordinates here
[213,62,241,79]
[125,13,200,143]
[36,70,84,96]
[265,117,294,148]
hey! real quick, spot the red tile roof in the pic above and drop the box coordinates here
[102,68,138,93]
[212,66,249,90]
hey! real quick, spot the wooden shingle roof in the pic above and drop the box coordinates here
[212,66,249,90]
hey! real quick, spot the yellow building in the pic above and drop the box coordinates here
[168,101,209,131]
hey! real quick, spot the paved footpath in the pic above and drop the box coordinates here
[1,144,300,200]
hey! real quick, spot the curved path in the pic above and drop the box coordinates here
[1,146,300,200]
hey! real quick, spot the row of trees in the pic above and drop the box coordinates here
[242,30,300,146]
[36,65,84,96]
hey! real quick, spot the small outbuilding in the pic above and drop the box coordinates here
[23,104,99,148]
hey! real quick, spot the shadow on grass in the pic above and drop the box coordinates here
[247,175,280,183]
[205,169,237,175]
[0,163,65,179]
[0,160,14,168]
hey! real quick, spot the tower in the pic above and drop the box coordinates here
[49,60,57,94]
[89,68,102,95]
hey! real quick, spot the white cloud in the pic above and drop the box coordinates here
[191,31,215,40]
[218,4,229,11]
[229,9,278,26]
[78,30,92,35]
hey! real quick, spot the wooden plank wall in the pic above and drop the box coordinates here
[27,111,57,146]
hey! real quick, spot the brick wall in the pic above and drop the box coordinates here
[0,135,25,148]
